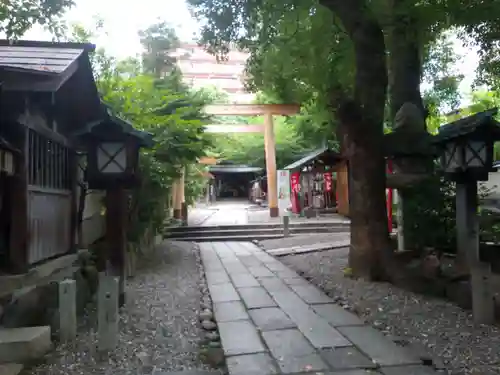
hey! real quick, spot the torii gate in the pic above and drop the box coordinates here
[204,103,300,217]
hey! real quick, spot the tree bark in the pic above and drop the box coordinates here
[321,0,391,280]
[387,0,425,123]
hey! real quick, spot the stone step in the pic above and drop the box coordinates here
[172,234,286,242]
[165,221,350,233]
[0,326,51,364]
[165,226,349,239]
[0,363,23,375]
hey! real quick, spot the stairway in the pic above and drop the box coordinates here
[163,221,350,242]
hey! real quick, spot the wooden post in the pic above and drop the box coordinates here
[58,279,77,342]
[9,143,28,273]
[396,191,405,251]
[458,181,494,324]
[105,187,126,307]
[171,178,178,217]
[98,273,119,351]
[455,184,468,271]
[180,167,188,224]
[69,150,78,252]
[264,112,278,217]
[173,177,182,220]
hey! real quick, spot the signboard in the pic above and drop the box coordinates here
[277,169,291,214]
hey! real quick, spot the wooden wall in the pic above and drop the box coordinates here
[336,160,349,216]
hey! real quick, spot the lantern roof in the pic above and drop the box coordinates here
[73,102,154,148]
[434,108,500,144]
[0,135,20,154]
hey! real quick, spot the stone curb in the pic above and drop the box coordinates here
[194,244,226,370]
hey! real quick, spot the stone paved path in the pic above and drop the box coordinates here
[199,241,438,375]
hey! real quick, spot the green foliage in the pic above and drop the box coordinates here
[0,0,74,38]
[69,21,212,244]
[403,174,457,251]
[212,117,317,169]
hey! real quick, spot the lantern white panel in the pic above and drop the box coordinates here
[465,141,486,167]
[97,142,126,173]
[3,151,13,176]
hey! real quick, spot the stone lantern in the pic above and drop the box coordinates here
[74,106,153,190]
[433,107,500,325]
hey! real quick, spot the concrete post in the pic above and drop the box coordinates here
[58,279,77,342]
[459,181,494,324]
[98,273,119,351]
[283,215,290,237]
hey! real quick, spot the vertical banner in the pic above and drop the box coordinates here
[277,169,291,214]
[323,172,333,192]
[290,171,301,214]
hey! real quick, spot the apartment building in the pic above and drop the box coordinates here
[171,43,255,103]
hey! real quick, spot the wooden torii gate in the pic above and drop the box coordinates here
[204,103,300,217]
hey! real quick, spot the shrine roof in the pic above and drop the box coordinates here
[208,164,263,173]
[284,146,341,171]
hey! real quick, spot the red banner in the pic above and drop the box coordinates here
[324,172,333,192]
[290,172,301,193]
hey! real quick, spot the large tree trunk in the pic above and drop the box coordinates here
[321,0,391,280]
[387,0,425,124]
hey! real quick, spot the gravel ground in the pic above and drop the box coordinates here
[27,241,223,375]
[280,247,500,375]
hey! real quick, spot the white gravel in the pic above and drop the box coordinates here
[28,241,223,375]
[280,247,500,375]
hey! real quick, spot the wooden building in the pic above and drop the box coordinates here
[284,147,350,216]
[208,162,263,200]
[0,40,103,273]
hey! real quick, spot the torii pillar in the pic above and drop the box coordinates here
[204,104,300,217]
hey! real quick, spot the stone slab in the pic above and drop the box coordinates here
[296,311,352,349]
[381,365,438,375]
[226,353,279,375]
[202,260,225,272]
[237,256,262,267]
[249,307,297,331]
[224,264,248,275]
[0,363,23,375]
[258,277,289,291]
[209,283,240,303]
[275,269,300,279]
[321,347,377,370]
[338,326,422,367]
[238,287,277,309]
[247,266,275,278]
[214,301,250,322]
[206,271,230,286]
[218,320,266,356]
[276,353,329,374]
[281,277,308,286]
[154,371,221,375]
[267,290,351,348]
[264,261,290,273]
[289,284,333,304]
[230,274,260,288]
[262,329,315,358]
[0,326,51,363]
[311,304,364,327]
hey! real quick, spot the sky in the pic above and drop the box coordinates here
[24,0,480,104]
[25,0,199,59]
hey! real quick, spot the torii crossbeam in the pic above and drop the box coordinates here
[204,103,300,217]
